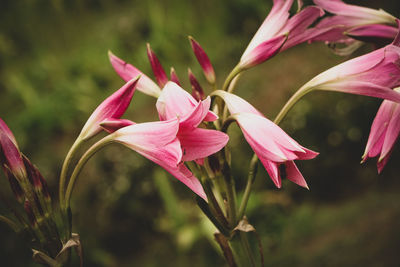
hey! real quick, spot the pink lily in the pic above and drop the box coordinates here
[78,77,139,140]
[311,0,397,46]
[189,36,216,84]
[108,51,161,98]
[147,43,169,88]
[110,118,207,200]
[300,41,400,103]
[156,81,217,122]
[239,0,324,68]
[362,90,400,173]
[214,91,318,188]
[156,82,229,162]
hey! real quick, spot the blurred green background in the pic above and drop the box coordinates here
[1,0,400,266]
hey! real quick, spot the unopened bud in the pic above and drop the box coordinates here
[147,43,168,87]
[188,68,204,101]
[188,36,216,84]
[170,67,181,86]
[3,165,24,204]
[24,200,36,227]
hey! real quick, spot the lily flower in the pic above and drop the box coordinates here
[362,89,400,173]
[108,51,161,98]
[78,77,139,141]
[188,36,216,84]
[311,0,397,47]
[156,82,229,162]
[110,118,207,200]
[214,91,318,188]
[299,41,400,103]
[239,0,324,68]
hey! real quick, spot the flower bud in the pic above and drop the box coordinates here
[170,67,181,86]
[3,164,24,204]
[188,36,216,84]
[24,200,37,227]
[147,43,168,87]
[188,68,204,101]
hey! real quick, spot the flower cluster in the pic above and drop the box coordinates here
[1,0,400,265]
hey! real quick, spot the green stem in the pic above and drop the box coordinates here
[274,85,311,125]
[239,231,256,267]
[64,135,113,211]
[237,154,258,221]
[59,138,83,207]
[222,64,242,92]
[0,215,20,232]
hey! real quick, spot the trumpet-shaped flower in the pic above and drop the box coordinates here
[239,0,324,68]
[362,93,400,173]
[214,91,318,188]
[78,77,139,140]
[157,82,229,162]
[311,0,397,46]
[108,51,161,98]
[300,42,400,102]
[111,118,207,200]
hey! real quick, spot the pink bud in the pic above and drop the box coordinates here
[79,77,139,140]
[100,119,135,133]
[146,43,168,87]
[188,68,205,101]
[188,36,216,84]
[0,132,26,181]
[170,67,181,86]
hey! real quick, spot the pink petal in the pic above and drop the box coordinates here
[214,90,263,116]
[108,51,161,97]
[318,81,400,103]
[242,0,293,59]
[0,119,18,148]
[284,160,309,189]
[260,159,281,188]
[380,103,400,159]
[162,163,207,200]
[240,34,287,68]
[79,77,139,140]
[179,97,211,130]
[156,82,217,122]
[179,128,229,162]
[189,36,216,84]
[113,119,181,167]
[235,113,307,162]
[0,132,25,180]
[346,24,398,42]
[280,6,325,49]
[313,0,396,25]
[363,100,395,160]
[147,43,169,88]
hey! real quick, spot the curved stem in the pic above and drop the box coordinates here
[0,215,20,232]
[59,138,83,207]
[64,135,113,210]
[274,85,312,125]
[237,154,258,221]
[222,64,242,92]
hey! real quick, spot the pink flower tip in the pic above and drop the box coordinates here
[146,43,169,88]
[188,68,205,101]
[188,36,216,84]
[79,76,140,140]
